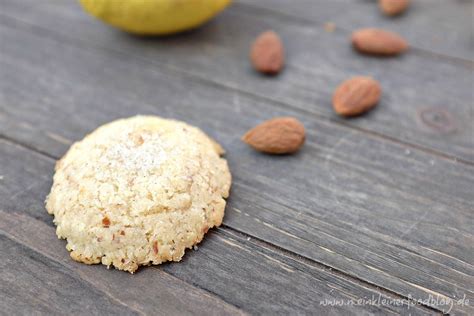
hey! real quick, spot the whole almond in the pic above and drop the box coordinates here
[242,117,305,154]
[250,30,284,74]
[333,77,381,117]
[352,28,408,55]
[379,0,410,16]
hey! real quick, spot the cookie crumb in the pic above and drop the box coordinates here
[324,22,336,32]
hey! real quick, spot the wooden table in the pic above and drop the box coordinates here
[1,0,473,314]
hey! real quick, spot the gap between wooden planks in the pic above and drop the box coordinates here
[0,1,468,314]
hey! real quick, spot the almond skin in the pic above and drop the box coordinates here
[250,30,284,74]
[242,117,305,154]
[379,0,410,16]
[333,77,381,117]
[352,28,408,55]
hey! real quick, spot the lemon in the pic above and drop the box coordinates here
[79,0,232,35]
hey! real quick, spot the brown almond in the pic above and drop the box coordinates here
[333,76,381,117]
[242,117,305,154]
[250,30,284,74]
[352,28,408,55]
[379,0,410,16]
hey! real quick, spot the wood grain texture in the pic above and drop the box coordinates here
[0,236,141,316]
[0,20,472,314]
[0,0,472,163]
[0,0,473,314]
[0,141,432,315]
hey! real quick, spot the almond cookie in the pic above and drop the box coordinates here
[46,116,231,273]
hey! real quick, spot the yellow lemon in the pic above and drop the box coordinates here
[79,0,232,35]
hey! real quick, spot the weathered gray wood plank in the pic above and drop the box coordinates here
[0,22,472,313]
[0,141,434,315]
[238,0,474,61]
[0,235,140,316]
[0,0,472,163]
[0,226,243,316]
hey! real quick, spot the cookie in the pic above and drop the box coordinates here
[46,116,231,273]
